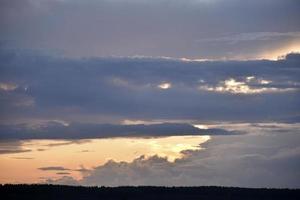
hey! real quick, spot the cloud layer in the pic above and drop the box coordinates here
[46,123,300,188]
[0,122,237,140]
[0,0,300,59]
[0,49,299,126]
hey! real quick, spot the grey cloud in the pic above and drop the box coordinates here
[197,32,300,44]
[44,140,91,147]
[73,166,91,173]
[56,172,71,175]
[0,149,31,154]
[0,49,299,124]
[0,122,237,140]
[0,0,299,59]
[38,166,70,171]
[82,155,175,186]
[0,140,31,154]
[48,123,300,188]
[44,176,79,186]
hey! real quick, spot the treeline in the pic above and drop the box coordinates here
[1,184,300,200]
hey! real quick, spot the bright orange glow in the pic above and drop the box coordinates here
[0,136,210,184]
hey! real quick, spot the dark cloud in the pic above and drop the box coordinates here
[0,49,299,125]
[0,149,31,154]
[44,140,91,147]
[37,148,46,151]
[0,122,237,140]
[38,166,70,171]
[56,172,71,175]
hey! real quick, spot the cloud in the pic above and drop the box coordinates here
[0,122,237,140]
[0,0,299,59]
[197,32,300,44]
[0,140,31,154]
[44,140,90,147]
[82,155,176,186]
[46,123,300,188]
[0,149,31,154]
[0,49,299,124]
[11,157,34,160]
[56,172,71,175]
[44,176,79,186]
[38,166,70,171]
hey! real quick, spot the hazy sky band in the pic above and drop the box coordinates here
[0,0,300,59]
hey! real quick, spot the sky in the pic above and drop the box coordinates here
[0,0,300,188]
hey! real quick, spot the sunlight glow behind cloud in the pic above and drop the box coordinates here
[260,43,300,61]
[158,82,172,90]
[193,124,209,130]
[0,83,18,91]
[199,78,297,94]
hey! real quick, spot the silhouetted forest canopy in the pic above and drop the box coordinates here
[1,184,300,200]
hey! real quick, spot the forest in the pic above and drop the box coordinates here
[1,184,300,200]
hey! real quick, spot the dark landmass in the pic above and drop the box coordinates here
[1,184,300,200]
